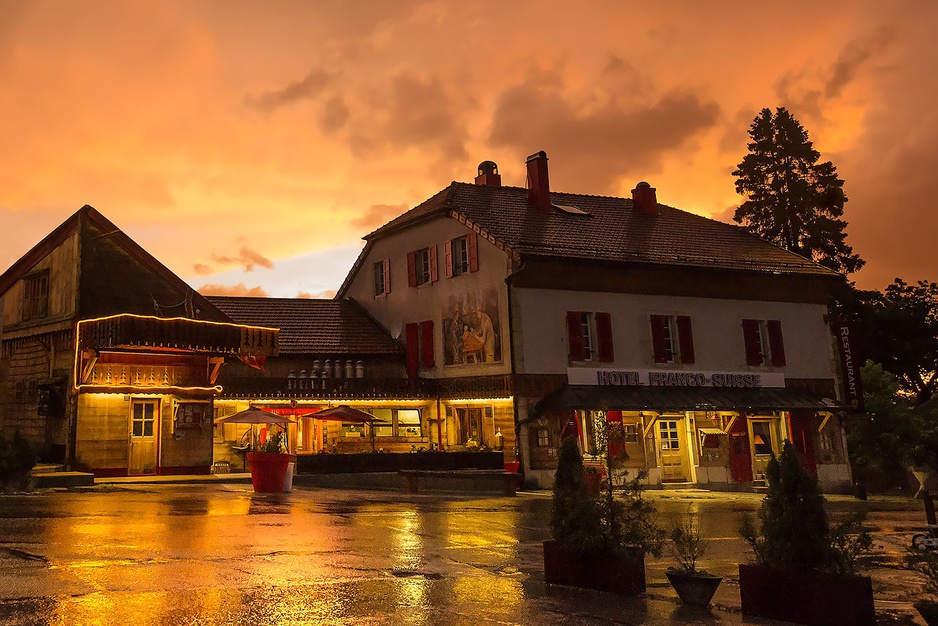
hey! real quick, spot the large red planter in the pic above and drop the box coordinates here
[543,540,645,595]
[739,563,875,626]
[247,452,295,493]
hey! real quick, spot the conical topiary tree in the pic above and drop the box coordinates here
[551,435,604,556]
[741,440,871,574]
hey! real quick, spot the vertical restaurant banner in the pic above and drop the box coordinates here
[831,315,864,412]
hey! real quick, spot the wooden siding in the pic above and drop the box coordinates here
[160,400,213,470]
[2,232,79,330]
[76,394,131,471]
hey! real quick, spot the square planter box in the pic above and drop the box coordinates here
[543,540,645,595]
[739,563,875,626]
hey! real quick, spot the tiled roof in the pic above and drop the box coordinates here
[205,297,402,356]
[367,182,840,277]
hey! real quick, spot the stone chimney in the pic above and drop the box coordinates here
[631,181,658,216]
[475,160,501,186]
[526,150,551,214]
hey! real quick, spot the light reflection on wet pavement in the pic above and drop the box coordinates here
[0,485,926,625]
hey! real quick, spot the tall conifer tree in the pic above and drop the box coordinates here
[733,107,864,274]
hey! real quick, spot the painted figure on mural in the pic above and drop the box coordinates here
[472,303,495,362]
[442,288,501,365]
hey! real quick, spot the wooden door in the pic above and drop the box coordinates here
[657,419,687,482]
[129,400,159,474]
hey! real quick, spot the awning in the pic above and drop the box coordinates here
[537,385,841,413]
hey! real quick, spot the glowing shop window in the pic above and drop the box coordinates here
[398,409,421,437]
[370,408,393,437]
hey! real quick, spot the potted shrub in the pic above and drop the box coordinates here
[0,430,36,491]
[544,430,664,596]
[738,441,875,626]
[665,514,722,607]
[247,431,295,493]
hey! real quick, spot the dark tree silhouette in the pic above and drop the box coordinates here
[733,107,864,274]
[858,279,938,405]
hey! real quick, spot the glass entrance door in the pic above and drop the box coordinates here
[749,419,780,481]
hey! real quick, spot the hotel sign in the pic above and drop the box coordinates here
[567,367,785,388]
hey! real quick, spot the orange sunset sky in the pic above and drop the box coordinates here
[2,1,936,298]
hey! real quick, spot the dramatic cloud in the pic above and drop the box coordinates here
[247,69,337,113]
[351,203,409,230]
[1,1,936,295]
[296,289,336,299]
[197,283,268,297]
[209,247,274,272]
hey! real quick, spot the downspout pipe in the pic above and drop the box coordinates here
[505,260,525,483]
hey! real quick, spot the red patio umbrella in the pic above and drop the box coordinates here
[311,405,386,423]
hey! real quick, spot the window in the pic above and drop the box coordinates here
[659,420,680,450]
[407,246,437,287]
[132,400,157,438]
[536,428,550,447]
[398,409,422,438]
[742,319,786,366]
[22,271,50,321]
[444,233,478,277]
[373,259,390,297]
[623,424,639,444]
[650,315,695,364]
[369,408,393,437]
[566,311,613,362]
[364,408,422,438]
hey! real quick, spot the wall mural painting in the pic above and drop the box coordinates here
[443,288,501,365]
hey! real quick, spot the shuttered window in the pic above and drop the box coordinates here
[742,319,786,367]
[373,259,390,297]
[650,314,694,364]
[420,320,435,368]
[408,246,437,286]
[567,311,613,363]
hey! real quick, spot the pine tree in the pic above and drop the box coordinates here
[732,107,864,274]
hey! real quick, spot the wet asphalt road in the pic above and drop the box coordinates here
[0,484,928,625]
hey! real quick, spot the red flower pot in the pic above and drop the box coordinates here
[504,461,521,473]
[247,452,295,493]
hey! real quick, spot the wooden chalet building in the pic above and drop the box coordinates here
[338,152,854,492]
[0,206,277,476]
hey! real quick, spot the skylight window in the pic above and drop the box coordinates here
[552,203,590,216]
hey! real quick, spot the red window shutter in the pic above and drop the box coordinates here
[428,244,438,282]
[596,312,614,363]
[383,259,391,294]
[677,315,695,364]
[420,320,435,368]
[650,315,668,363]
[405,323,419,378]
[467,232,479,272]
[742,319,763,366]
[767,320,786,366]
[406,251,417,288]
[566,311,585,361]
[443,240,453,278]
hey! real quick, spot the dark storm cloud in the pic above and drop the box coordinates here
[351,203,408,230]
[488,69,720,193]
[210,247,274,272]
[348,73,471,160]
[775,27,897,117]
[825,26,896,98]
[247,69,337,113]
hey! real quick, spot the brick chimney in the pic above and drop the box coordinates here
[526,150,551,214]
[631,181,658,216]
[475,160,501,186]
